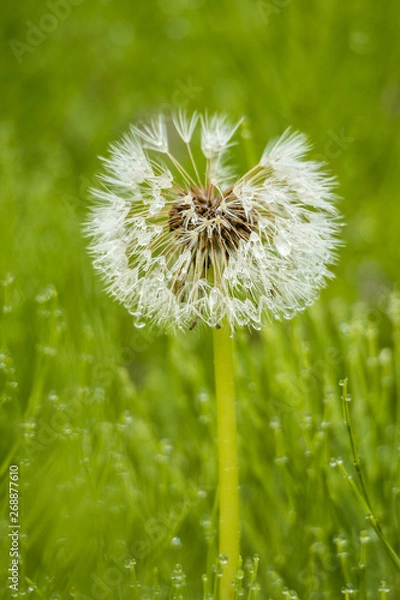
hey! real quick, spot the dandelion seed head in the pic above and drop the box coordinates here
[85,113,342,332]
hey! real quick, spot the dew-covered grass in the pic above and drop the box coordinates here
[1,0,400,597]
[2,264,400,598]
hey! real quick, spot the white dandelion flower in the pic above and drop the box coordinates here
[85,113,342,332]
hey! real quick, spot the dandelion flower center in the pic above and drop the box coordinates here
[168,185,257,260]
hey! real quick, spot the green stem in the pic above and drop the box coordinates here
[213,324,240,599]
[340,379,400,572]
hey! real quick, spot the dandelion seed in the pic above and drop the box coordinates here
[85,112,342,332]
[172,110,199,144]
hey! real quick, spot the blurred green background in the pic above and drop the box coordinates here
[1,0,400,598]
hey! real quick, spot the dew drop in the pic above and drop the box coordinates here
[249,231,259,243]
[209,287,220,310]
[379,580,390,593]
[274,455,289,465]
[137,232,153,246]
[235,569,245,581]
[149,199,165,217]
[275,235,292,257]
[341,583,356,595]
[270,416,281,430]
[124,558,136,569]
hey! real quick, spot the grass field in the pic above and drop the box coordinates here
[1,0,400,597]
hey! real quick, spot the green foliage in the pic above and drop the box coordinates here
[1,0,400,597]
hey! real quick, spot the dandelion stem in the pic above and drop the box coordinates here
[213,324,240,599]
